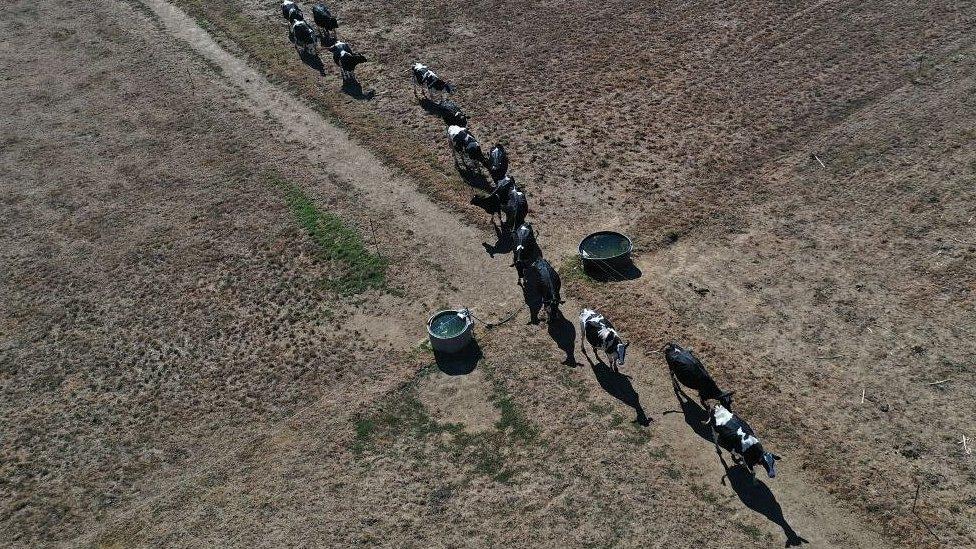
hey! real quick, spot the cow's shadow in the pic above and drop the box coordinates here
[663,385,713,442]
[720,455,809,547]
[482,221,514,257]
[341,79,375,101]
[546,310,577,366]
[297,49,326,75]
[455,165,493,191]
[585,355,650,426]
[433,340,483,376]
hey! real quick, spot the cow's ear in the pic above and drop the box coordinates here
[773,454,782,461]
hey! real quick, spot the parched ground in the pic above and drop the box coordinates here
[1,0,974,547]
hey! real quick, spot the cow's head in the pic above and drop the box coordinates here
[512,244,525,267]
[663,341,682,360]
[718,390,735,409]
[611,341,629,367]
[760,452,781,478]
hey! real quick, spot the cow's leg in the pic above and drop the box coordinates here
[711,424,722,457]
[669,370,682,397]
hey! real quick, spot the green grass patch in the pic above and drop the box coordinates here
[735,522,765,540]
[353,363,541,484]
[278,181,388,295]
[558,254,597,286]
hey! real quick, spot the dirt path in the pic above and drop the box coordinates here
[80,0,891,546]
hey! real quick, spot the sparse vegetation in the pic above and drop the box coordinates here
[278,180,388,294]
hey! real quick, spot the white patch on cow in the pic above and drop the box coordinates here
[713,404,734,426]
[413,62,426,72]
[447,125,464,139]
[597,326,615,342]
[580,308,596,320]
[738,429,759,452]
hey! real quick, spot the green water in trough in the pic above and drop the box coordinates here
[429,311,468,338]
[581,233,630,259]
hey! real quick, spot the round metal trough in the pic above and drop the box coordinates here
[578,231,634,275]
[427,309,474,354]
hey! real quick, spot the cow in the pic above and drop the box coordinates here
[469,174,515,218]
[410,63,455,100]
[312,3,339,47]
[579,308,629,371]
[530,258,562,322]
[438,99,468,126]
[664,342,734,409]
[328,42,368,82]
[447,125,485,170]
[486,144,509,181]
[290,19,317,56]
[511,222,540,286]
[281,0,303,22]
[501,189,527,232]
[709,404,781,479]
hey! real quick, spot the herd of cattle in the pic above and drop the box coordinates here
[277,0,782,480]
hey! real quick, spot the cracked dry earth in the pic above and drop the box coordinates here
[1,0,972,548]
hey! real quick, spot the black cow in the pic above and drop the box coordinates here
[511,222,540,286]
[709,404,781,479]
[530,258,562,322]
[447,124,485,169]
[502,189,527,231]
[312,3,339,46]
[290,19,317,55]
[410,63,455,100]
[470,174,514,217]
[579,308,629,371]
[329,42,368,82]
[664,342,734,409]
[486,144,508,181]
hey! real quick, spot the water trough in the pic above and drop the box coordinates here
[578,231,634,277]
[427,308,475,354]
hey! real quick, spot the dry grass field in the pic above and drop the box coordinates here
[2,0,974,547]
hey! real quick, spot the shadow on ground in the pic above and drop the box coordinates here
[663,387,714,442]
[721,455,809,547]
[585,354,650,425]
[583,260,642,282]
[482,222,514,257]
[433,340,483,376]
[341,79,375,101]
[297,49,326,75]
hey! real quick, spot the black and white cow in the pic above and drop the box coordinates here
[312,3,339,47]
[511,222,540,286]
[579,308,629,371]
[290,19,317,55]
[709,404,781,478]
[410,63,455,100]
[439,99,468,126]
[486,144,509,182]
[531,258,562,322]
[502,188,527,232]
[282,0,303,22]
[328,42,368,82]
[447,124,485,169]
[664,342,734,409]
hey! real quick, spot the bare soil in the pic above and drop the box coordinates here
[1,0,973,547]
